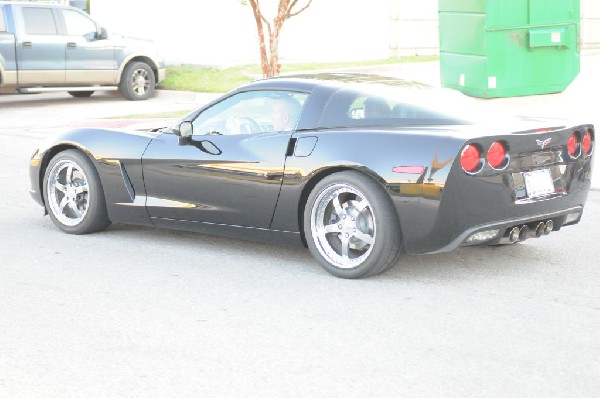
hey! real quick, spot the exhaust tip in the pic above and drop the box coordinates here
[535,222,545,237]
[509,227,520,243]
[544,220,554,235]
[519,225,529,242]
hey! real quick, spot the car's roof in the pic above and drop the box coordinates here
[1,1,74,7]
[240,73,432,92]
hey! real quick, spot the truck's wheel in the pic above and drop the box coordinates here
[68,91,94,98]
[119,61,155,101]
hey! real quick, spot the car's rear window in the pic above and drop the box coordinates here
[318,84,506,129]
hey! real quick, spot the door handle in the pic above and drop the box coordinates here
[22,41,32,49]
[67,42,77,49]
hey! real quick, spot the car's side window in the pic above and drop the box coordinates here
[22,7,58,35]
[62,9,97,40]
[320,87,461,128]
[191,90,308,136]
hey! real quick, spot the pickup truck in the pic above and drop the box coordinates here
[0,1,165,100]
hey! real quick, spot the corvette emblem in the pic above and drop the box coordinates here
[536,137,552,149]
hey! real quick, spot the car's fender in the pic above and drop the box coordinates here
[270,128,467,252]
[31,128,159,226]
[112,35,166,85]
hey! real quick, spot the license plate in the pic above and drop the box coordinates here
[524,169,554,198]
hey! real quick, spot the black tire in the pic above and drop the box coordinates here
[68,91,94,98]
[119,61,155,101]
[304,171,403,279]
[43,150,111,234]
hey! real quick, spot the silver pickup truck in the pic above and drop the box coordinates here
[0,1,165,100]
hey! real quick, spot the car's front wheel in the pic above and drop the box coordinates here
[43,150,111,234]
[119,61,155,101]
[304,171,403,278]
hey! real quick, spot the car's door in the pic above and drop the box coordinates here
[141,90,308,229]
[16,6,65,85]
[60,8,116,85]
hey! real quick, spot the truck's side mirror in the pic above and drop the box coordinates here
[96,27,107,40]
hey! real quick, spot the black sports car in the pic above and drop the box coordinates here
[29,74,595,278]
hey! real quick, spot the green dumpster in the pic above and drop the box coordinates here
[439,0,580,98]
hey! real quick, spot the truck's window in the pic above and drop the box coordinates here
[0,8,6,32]
[23,7,58,35]
[62,9,96,39]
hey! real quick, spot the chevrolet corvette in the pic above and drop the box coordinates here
[29,74,595,278]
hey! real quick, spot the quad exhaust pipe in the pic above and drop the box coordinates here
[506,220,554,244]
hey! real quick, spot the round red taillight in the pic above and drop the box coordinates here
[487,141,507,169]
[583,130,593,155]
[461,144,481,173]
[567,132,579,158]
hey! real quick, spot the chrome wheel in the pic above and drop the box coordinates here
[130,67,150,97]
[46,159,90,226]
[120,62,155,100]
[310,183,376,269]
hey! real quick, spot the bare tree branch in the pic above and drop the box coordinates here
[288,0,313,18]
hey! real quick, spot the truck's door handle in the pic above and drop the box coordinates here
[67,42,77,49]
[22,41,32,49]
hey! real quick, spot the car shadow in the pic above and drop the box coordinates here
[382,244,543,281]
[102,222,322,275]
[100,222,546,281]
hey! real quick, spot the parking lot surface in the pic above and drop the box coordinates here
[1,59,599,397]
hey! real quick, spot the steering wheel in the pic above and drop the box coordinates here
[226,117,262,134]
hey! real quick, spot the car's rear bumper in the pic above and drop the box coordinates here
[427,205,583,254]
[398,130,594,255]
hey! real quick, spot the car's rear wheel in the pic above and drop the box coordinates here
[43,150,111,234]
[119,61,155,101]
[304,171,403,278]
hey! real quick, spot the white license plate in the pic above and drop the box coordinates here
[524,169,555,198]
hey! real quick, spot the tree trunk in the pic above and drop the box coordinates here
[247,0,313,78]
[248,0,270,77]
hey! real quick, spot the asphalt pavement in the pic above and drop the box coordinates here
[1,56,599,397]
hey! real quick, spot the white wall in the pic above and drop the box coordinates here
[90,0,391,66]
[89,0,599,66]
[582,0,600,49]
[390,0,439,56]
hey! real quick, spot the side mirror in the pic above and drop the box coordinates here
[178,121,194,138]
[174,121,194,145]
[96,27,108,40]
